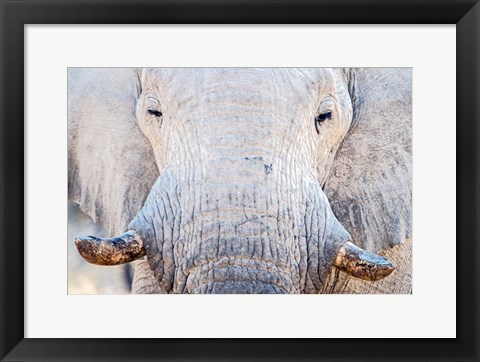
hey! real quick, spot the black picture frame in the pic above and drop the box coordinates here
[1,0,478,361]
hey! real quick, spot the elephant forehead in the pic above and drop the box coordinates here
[142,68,336,109]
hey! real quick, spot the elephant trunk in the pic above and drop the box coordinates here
[182,254,295,294]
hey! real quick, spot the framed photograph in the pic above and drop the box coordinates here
[1,0,478,361]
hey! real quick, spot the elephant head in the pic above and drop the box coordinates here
[68,68,411,294]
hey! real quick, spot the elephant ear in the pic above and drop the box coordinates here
[68,68,159,235]
[325,68,412,253]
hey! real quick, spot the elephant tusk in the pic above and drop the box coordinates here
[334,241,395,281]
[74,230,146,265]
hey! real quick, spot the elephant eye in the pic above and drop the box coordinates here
[314,111,332,133]
[316,111,332,122]
[148,109,162,117]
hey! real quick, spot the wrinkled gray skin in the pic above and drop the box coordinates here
[68,68,412,294]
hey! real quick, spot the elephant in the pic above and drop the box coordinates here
[68,67,412,294]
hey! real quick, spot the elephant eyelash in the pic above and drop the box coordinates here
[147,109,162,117]
[314,111,332,133]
